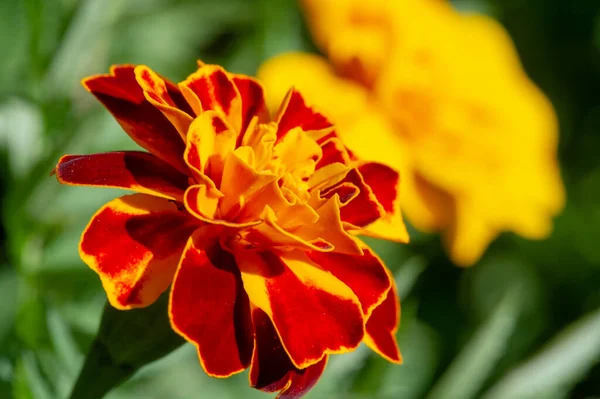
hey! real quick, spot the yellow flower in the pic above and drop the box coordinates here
[258,0,565,266]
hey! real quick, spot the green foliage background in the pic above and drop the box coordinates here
[1,0,599,398]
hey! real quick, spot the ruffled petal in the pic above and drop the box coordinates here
[250,308,327,399]
[307,243,391,318]
[364,277,402,363]
[169,229,254,377]
[357,162,410,243]
[219,150,279,219]
[244,206,334,252]
[292,195,362,255]
[184,111,238,188]
[322,168,385,228]
[179,64,243,133]
[235,248,364,369]
[184,184,261,229]
[134,65,194,140]
[316,133,352,169]
[275,88,333,140]
[82,65,187,173]
[231,75,269,135]
[79,194,199,309]
[55,151,189,201]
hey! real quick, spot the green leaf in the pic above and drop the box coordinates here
[0,269,18,343]
[12,354,52,399]
[69,292,185,399]
[395,256,428,299]
[379,315,441,399]
[44,0,126,97]
[0,99,44,177]
[15,285,50,350]
[425,287,523,399]
[482,306,600,399]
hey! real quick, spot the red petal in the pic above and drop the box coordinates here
[169,230,254,377]
[357,162,409,243]
[322,168,385,227]
[55,151,189,201]
[316,135,352,169]
[250,308,297,392]
[364,279,402,363]
[183,111,237,188]
[275,89,333,140]
[135,65,194,139]
[235,249,364,369]
[179,65,242,133]
[82,65,187,173]
[232,75,269,135]
[79,194,198,309]
[307,244,391,318]
[277,356,327,399]
[250,308,328,399]
[358,162,398,214]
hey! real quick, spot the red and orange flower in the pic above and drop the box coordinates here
[54,62,409,397]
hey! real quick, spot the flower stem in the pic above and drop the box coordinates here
[69,339,135,399]
[69,293,185,399]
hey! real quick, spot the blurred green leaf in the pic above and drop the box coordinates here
[0,0,28,94]
[12,353,52,399]
[110,0,254,79]
[426,287,522,399]
[0,99,44,177]
[395,256,428,299]
[45,0,126,97]
[15,302,49,351]
[379,314,441,399]
[483,306,600,399]
[0,269,18,343]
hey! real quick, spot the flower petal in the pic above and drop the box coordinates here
[169,229,254,377]
[316,134,352,169]
[235,248,364,369]
[249,308,297,392]
[322,168,385,228]
[82,65,187,173]
[244,206,334,252]
[277,357,327,399]
[79,194,199,309]
[293,195,363,255]
[219,150,279,219]
[134,65,194,140]
[357,162,410,243]
[55,151,189,201]
[307,243,391,318]
[184,111,238,188]
[184,184,261,229]
[275,88,333,140]
[249,308,327,399]
[364,277,402,364]
[232,75,269,135]
[179,64,243,133]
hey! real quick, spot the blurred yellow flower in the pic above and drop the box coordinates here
[258,0,565,266]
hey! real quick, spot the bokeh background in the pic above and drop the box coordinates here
[1,0,600,398]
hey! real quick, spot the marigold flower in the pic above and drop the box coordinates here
[55,61,409,397]
[258,0,565,266]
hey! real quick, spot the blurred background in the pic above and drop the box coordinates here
[1,0,600,398]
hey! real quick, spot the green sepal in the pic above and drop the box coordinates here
[69,292,185,399]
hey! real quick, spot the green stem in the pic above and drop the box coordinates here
[69,339,135,399]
